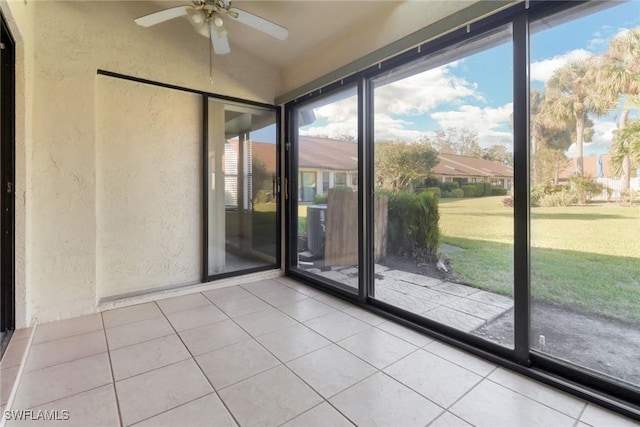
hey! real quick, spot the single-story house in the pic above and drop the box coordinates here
[432,153,513,190]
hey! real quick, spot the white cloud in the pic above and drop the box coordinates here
[588,26,630,49]
[530,49,593,82]
[430,103,514,148]
[299,96,358,139]
[299,62,489,142]
[372,114,424,142]
[374,63,483,116]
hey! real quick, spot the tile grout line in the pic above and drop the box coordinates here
[155,294,243,427]
[127,392,220,427]
[101,311,125,427]
[217,284,365,426]
[28,323,104,347]
[484,373,587,420]
[0,324,37,427]
[18,330,109,375]
[575,400,589,426]
[440,364,500,425]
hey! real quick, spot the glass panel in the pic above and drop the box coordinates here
[530,1,640,390]
[207,99,277,276]
[292,87,359,291]
[372,25,514,346]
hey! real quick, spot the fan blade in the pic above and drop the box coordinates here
[210,24,230,55]
[228,8,288,40]
[135,6,190,27]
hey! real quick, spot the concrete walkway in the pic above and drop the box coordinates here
[314,265,513,333]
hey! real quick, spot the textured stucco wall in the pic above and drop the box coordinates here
[3,0,281,324]
[1,0,34,329]
[96,77,201,299]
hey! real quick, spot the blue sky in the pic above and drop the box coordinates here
[299,1,640,158]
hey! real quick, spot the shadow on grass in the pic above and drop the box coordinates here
[443,237,640,324]
[530,212,629,221]
[442,211,628,220]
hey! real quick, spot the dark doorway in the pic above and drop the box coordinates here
[0,13,15,358]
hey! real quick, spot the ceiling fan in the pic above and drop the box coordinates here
[135,0,289,55]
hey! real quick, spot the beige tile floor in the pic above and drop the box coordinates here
[2,277,639,426]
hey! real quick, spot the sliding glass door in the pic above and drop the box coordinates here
[529,1,640,393]
[371,26,514,348]
[288,86,360,294]
[206,98,278,278]
[285,0,639,412]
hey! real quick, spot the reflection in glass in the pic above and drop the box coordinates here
[292,87,359,291]
[372,26,514,347]
[207,99,277,276]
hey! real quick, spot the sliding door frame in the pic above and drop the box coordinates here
[284,83,362,298]
[0,12,15,358]
[283,0,640,419]
[202,95,281,283]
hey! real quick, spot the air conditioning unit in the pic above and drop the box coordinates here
[306,205,327,256]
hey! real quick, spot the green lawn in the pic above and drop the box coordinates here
[439,197,640,323]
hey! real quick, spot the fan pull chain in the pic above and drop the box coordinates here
[209,43,214,84]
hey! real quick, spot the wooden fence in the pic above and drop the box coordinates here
[324,190,388,266]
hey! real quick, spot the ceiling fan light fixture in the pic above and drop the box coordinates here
[190,11,204,25]
[213,16,224,27]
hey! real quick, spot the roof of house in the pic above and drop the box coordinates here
[559,154,612,179]
[251,141,278,174]
[248,137,515,178]
[249,137,359,173]
[297,136,359,171]
[432,153,513,178]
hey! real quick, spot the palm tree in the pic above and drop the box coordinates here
[611,120,640,203]
[542,59,616,175]
[591,28,640,201]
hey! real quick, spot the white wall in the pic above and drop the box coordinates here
[95,77,202,299]
[1,0,281,324]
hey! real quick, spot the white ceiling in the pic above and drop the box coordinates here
[136,1,401,68]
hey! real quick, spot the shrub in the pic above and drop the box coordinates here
[451,188,464,198]
[531,183,563,206]
[312,193,328,204]
[332,185,353,193]
[569,174,603,204]
[422,187,441,198]
[461,184,479,197]
[313,186,353,204]
[538,189,577,207]
[491,188,508,196]
[481,182,493,196]
[439,181,459,192]
[386,190,440,260]
[254,189,270,204]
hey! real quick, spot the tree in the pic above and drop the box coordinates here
[611,120,640,203]
[532,148,571,185]
[592,28,640,201]
[531,89,593,184]
[482,144,513,167]
[424,128,483,157]
[542,59,616,174]
[375,141,439,192]
[532,89,595,153]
